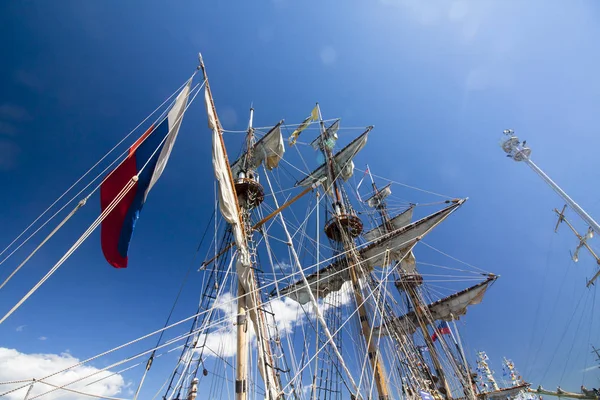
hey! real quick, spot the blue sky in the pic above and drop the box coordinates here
[1,0,600,398]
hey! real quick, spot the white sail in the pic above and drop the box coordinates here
[363,206,414,243]
[230,121,285,178]
[375,275,497,336]
[310,119,340,150]
[365,183,392,209]
[278,200,465,304]
[296,128,370,188]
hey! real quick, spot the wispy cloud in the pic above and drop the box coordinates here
[15,325,26,332]
[38,336,47,341]
[195,282,355,361]
[581,365,599,372]
[274,261,293,272]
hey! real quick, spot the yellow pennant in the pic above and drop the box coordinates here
[289,105,319,146]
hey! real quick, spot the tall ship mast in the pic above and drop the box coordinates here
[500,129,600,286]
[0,56,500,400]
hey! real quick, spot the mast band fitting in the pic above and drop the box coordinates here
[235,379,246,393]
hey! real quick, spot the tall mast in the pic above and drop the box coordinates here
[201,52,281,399]
[234,107,255,400]
[236,107,281,399]
[501,130,600,285]
[368,175,453,398]
[316,105,390,399]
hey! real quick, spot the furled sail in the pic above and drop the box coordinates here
[310,119,340,150]
[365,183,392,209]
[374,275,497,336]
[278,199,465,304]
[204,85,279,399]
[230,121,285,178]
[296,128,371,188]
[363,206,415,243]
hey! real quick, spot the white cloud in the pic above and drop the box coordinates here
[581,365,598,372]
[274,261,293,272]
[320,46,337,66]
[38,336,47,341]
[195,281,355,361]
[0,347,126,400]
[15,325,26,332]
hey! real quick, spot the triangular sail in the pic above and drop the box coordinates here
[364,183,392,208]
[375,275,497,336]
[363,205,414,243]
[296,128,371,188]
[278,199,465,304]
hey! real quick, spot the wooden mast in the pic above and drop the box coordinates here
[199,55,279,400]
[317,105,390,400]
[405,285,453,398]
[368,176,453,398]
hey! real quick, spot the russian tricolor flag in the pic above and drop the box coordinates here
[100,82,191,268]
[431,321,451,342]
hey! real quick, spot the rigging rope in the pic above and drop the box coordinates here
[0,199,86,290]
[354,167,456,200]
[0,75,194,266]
[131,211,214,400]
[1,223,426,398]
[30,379,132,400]
[263,167,360,396]
[0,81,204,325]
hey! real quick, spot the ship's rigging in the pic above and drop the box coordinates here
[0,56,501,400]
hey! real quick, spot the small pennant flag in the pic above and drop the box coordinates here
[355,165,369,202]
[289,105,319,146]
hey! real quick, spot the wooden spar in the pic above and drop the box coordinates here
[253,185,313,230]
[200,185,314,269]
[199,54,251,400]
[235,280,248,400]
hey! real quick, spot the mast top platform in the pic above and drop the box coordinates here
[324,213,363,242]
